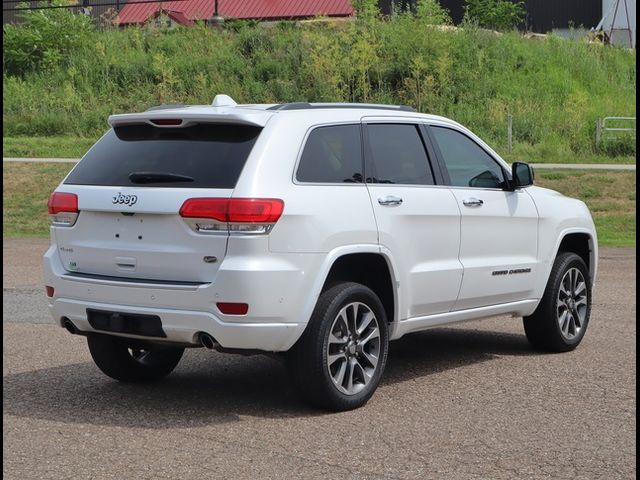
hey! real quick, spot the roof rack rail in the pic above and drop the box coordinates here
[267,103,416,113]
[146,104,187,111]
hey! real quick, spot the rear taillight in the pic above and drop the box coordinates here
[47,192,79,227]
[45,286,54,298]
[180,198,284,235]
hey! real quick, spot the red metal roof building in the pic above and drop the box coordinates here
[118,0,354,26]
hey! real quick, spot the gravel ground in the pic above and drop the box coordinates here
[3,238,636,479]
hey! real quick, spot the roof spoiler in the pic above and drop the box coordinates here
[109,94,272,128]
[108,111,271,129]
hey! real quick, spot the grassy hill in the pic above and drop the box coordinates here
[2,10,636,161]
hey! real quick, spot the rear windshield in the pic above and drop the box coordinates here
[64,123,262,188]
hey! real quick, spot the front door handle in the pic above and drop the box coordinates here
[462,197,484,207]
[378,195,403,206]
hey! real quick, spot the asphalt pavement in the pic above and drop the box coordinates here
[2,238,636,479]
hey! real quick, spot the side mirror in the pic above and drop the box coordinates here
[511,162,534,189]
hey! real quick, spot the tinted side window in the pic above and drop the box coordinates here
[366,124,434,185]
[65,124,261,189]
[431,127,506,189]
[296,125,363,183]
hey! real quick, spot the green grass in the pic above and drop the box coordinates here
[3,13,636,161]
[3,162,635,247]
[3,162,73,236]
[3,136,637,164]
[503,149,635,165]
[535,169,636,247]
[3,136,97,158]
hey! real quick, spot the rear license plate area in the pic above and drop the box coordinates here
[87,309,166,338]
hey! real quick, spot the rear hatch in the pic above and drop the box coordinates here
[53,121,262,283]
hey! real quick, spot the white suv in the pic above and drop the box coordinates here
[44,95,597,411]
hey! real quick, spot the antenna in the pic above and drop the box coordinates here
[211,94,237,107]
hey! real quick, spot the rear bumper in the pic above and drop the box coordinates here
[43,244,321,352]
[50,297,303,351]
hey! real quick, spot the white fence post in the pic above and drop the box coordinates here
[596,118,603,148]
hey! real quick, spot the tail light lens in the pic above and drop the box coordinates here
[47,192,79,227]
[180,198,284,234]
[45,286,55,298]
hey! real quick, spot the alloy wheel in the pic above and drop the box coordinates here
[326,302,381,395]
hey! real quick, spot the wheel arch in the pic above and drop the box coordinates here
[321,253,396,326]
[301,246,400,334]
[553,229,598,282]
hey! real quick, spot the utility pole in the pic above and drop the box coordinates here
[208,0,224,27]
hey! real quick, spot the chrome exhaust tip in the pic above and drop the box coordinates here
[199,332,218,350]
[63,319,78,335]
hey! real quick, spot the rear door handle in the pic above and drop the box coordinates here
[462,197,484,207]
[378,195,403,206]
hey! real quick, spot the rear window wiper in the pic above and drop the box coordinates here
[128,172,195,184]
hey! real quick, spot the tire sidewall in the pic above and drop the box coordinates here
[88,334,184,382]
[549,254,592,348]
[315,284,389,408]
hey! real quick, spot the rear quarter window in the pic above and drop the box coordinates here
[64,124,262,189]
[296,124,363,183]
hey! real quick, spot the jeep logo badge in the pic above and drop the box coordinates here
[112,192,138,206]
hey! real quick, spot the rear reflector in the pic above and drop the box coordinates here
[216,302,249,315]
[48,192,78,214]
[180,198,284,234]
[45,286,54,297]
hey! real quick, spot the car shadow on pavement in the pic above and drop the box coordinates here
[3,328,537,427]
[385,327,537,385]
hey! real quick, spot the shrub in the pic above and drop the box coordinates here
[463,0,525,31]
[3,2,94,76]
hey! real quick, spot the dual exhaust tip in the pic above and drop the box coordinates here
[64,318,218,351]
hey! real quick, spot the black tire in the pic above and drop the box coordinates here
[87,333,184,382]
[287,282,389,411]
[524,252,592,352]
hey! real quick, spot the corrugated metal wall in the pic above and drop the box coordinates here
[524,0,602,31]
[437,0,465,24]
[378,0,603,31]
